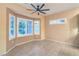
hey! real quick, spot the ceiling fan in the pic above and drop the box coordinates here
[26,4,50,15]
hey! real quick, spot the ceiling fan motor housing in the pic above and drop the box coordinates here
[31,4,50,15]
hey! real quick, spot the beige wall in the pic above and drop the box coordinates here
[0,6,2,54]
[46,18,69,43]
[0,4,46,55]
[41,16,46,40]
[1,3,79,55]
[0,6,7,55]
[46,8,79,45]
[68,14,79,46]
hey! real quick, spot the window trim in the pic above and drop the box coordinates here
[9,14,16,40]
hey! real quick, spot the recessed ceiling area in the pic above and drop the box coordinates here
[21,3,79,16]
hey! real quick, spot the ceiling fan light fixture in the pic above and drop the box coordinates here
[30,4,50,15]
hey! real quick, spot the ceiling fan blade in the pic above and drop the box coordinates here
[30,4,36,9]
[40,9,50,11]
[40,4,45,9]
[39,11,46,14]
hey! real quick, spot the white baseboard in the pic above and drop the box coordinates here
[46,39,73,46]
[1,39,42,56]
[5,45,16,55]
[0,52,6,56]
[47,39,79,48]
[1,39,76,56]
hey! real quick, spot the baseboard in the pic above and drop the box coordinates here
[47,39,79,48]
[2,39,78,56]
[5,45,16,56]
[1,39,42,56]
[15,40,38,47]
[0,52,6,56]
[46,39,74,46]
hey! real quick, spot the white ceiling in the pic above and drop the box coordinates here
[22,3,79,16]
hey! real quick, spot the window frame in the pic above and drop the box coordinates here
[17,17,28,37]
[27,20,33,36]
[34,20,40,35]
[49,18,66,25]
[9,14,16,40]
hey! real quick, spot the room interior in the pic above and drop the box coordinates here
[0,3,79,56]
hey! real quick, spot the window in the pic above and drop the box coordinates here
[49,18,65,25]
[27,20,33,35]
[9,14,15,40]
[17,18,28,37]
[34,20,40,35]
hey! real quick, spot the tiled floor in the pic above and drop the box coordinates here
[4,40,79,56]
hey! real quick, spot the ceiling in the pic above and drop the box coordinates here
[22,3,79,16]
